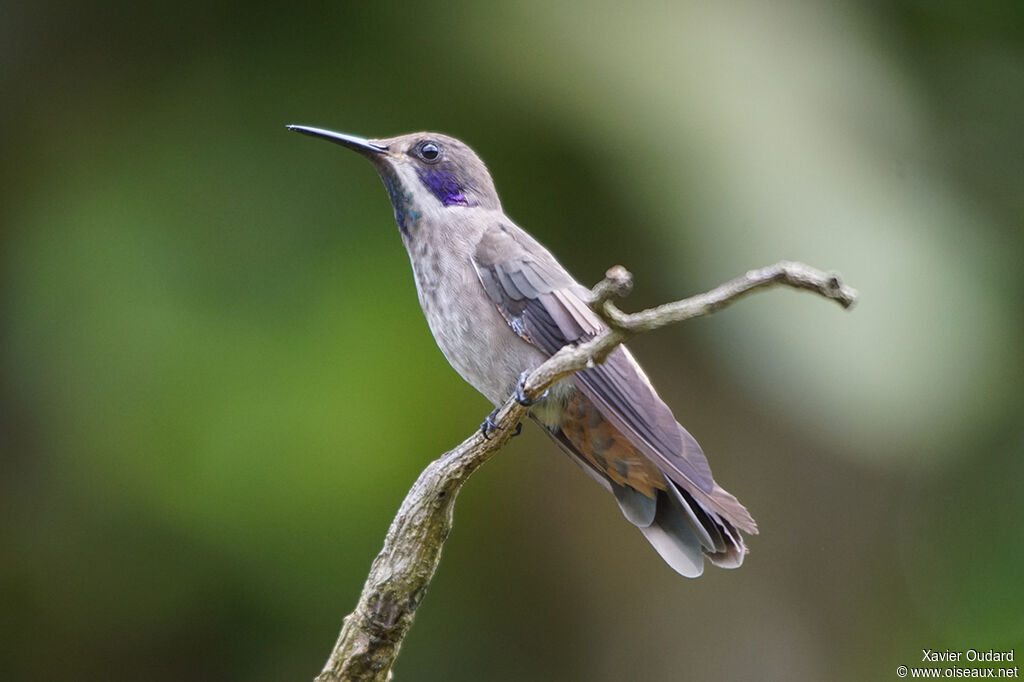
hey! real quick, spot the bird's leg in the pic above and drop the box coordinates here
[515,370,548,406]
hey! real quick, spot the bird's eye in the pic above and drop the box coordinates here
[419,141,441,162]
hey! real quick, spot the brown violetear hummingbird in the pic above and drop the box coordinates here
[288,125,757,577]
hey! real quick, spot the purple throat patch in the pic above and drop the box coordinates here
[417,168,472,207]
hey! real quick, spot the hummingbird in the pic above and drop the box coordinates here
[287,125,757,577]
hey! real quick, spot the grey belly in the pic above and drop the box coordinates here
[419,283,548,406]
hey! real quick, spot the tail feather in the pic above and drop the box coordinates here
[671,483,748,569]
[535,415,753,577]
[683,479,759,536]
[638,496,706,577]
[610,480,657,527]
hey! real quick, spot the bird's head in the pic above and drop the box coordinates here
[288,126,501,236]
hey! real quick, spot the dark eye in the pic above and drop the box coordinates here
[419,141,441,162]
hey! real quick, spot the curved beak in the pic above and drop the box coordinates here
[286,125,389,155]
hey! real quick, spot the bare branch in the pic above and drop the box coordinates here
[522,260,856,402]
[315,261,857,682]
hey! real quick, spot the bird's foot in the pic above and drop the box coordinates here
[515,370,548,406]
[480,408,502,440]
[480,409,523,441]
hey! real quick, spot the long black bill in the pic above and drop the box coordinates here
[286,125,388,155]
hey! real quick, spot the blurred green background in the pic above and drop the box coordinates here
[2,1,1023,680]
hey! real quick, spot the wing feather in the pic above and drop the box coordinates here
[472,225,715,494]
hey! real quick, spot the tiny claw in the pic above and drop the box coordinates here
[510,422,523,438]
[515,370,548,406]
[480,407,502,440]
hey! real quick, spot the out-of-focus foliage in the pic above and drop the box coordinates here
[2,2,1021,680]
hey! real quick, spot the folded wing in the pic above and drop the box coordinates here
[472,224,723,498]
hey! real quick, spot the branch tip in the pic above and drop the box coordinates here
[590,265,633,306]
